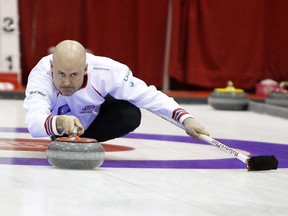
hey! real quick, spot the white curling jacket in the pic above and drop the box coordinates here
[23,53,192,137]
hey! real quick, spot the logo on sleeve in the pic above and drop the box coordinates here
[123,69,134,87]
[27,90,46,99]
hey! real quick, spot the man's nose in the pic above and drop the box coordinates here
[63,78,71,86]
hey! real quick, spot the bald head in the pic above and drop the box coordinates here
[53,40,86,70]
[51,40,88,96]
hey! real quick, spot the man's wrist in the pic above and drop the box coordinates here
[56,116,65,134]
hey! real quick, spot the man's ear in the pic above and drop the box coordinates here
[84,63,88,75]
[50,60,54,76]
[50,60,53,69]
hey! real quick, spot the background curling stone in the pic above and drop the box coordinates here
[208,81,249,110]
[266,81,288,108]
[47,136,105,169]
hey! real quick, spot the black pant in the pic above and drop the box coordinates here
[51,96,141,142]
[83,96,141,141]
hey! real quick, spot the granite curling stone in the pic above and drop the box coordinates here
[208,81,249,110]
[47,136,105,169]
[266,81,288,108]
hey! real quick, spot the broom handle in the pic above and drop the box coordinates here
[200,134,249,163]
[154,112,249,163]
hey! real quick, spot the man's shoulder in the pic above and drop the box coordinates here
[86,53,126,70]
[38,54,52,63]
[34,54,52,70]
[29,54,53,79]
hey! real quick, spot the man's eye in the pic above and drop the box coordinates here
[58,72,65,77]
[71,73,78,78]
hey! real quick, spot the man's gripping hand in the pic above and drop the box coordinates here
[183,117,209,140]
[56,115,84,136]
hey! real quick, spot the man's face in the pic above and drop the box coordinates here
[51,60,87,96]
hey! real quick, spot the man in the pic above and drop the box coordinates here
[24,40,209,141]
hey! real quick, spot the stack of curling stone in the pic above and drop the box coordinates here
[208,81,249,110]
[47,128,105,169]
[266,81,288,108]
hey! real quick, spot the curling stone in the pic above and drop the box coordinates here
[255,79,279,95]
[47,135,105,169]
[208,81,249,110]
[265,81,288,108]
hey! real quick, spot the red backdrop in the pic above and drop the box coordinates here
[19,0,288,90]
[169,0,288,90]
[19,0,168,87]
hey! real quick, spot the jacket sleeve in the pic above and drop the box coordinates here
[23,57,62,138]
[106,65,193,125]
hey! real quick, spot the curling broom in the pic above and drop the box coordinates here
[155,113,278,171]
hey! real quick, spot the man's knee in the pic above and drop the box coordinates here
[119,103,141,131]
[127,106,141,130]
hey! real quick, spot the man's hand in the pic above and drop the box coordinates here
[183,117,209,140]
[56,115,84,136]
